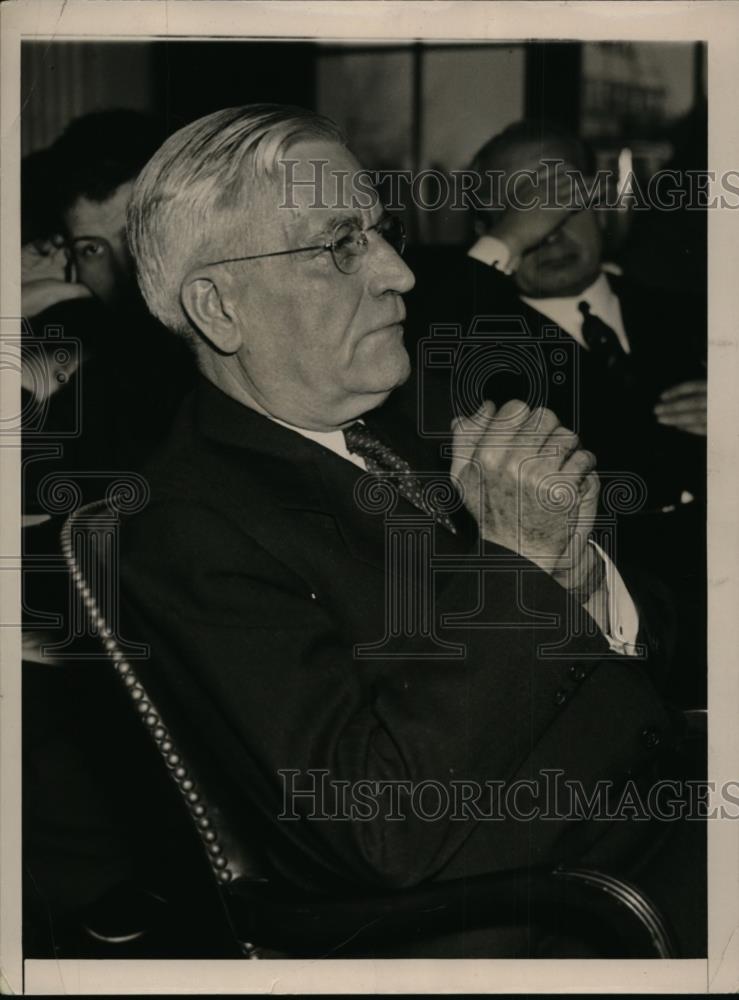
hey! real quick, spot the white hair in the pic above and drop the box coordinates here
[127,104,345,337]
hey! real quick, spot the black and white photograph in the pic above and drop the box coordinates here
[1,1,738,994]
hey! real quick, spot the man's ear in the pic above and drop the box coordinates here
[180,268,243,354]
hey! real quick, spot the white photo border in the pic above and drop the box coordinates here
[1,1,737,994]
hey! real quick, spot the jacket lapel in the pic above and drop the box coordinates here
[194,377,473,572]
[194,378,393,571]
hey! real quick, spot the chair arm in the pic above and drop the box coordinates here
[225,864,677,958]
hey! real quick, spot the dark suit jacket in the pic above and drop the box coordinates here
[404,251,706,512]
[119,377,684,896]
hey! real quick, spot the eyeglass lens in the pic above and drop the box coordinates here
[331,216,406,274]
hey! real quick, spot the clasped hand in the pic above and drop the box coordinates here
[451,400,602,602]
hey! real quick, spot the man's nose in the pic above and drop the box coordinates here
[543,223,568,248]
[367,236,416,296]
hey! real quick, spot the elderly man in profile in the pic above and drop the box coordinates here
[119,105,701,957]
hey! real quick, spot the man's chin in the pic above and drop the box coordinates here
[383,349,412,393]
[518,262,601,299]
[366,367,411,403]
[388,344,412,383]
[355,337,411,391]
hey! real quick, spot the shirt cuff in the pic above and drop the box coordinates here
[467,235,520,275]
[588,539,640,656]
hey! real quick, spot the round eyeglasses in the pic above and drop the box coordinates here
[204,214,407,275]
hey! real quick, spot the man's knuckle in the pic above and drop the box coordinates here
[499,400,529,423]
[553,426,579,446]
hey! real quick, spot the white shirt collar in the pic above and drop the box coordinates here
[520,272,630,354]
[270,415,367,470]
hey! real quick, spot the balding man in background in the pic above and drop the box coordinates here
[409,120,707,706]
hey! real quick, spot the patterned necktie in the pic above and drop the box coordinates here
[578,301,625,371]
[343,423,457,534]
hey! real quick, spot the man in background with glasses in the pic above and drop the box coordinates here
[113,104,701,957]
[22,110,164,320]
[21,111,199,942]
[21,110,197,497]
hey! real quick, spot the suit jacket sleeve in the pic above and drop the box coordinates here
[120,493,681,891]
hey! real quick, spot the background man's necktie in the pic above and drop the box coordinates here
[343,423,457,534]
[578,301,625,370]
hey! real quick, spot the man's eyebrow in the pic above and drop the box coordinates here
[69,225,127,244]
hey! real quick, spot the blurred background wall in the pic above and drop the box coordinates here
[21,42,155,155]
[20,38,707,291]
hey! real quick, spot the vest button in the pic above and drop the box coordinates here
[641,727,661,749]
